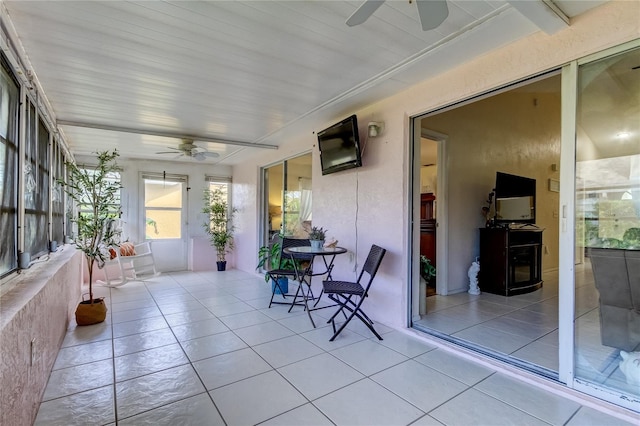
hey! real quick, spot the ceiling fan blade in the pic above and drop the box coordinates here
[155,151,178,154]
[416,0,449,31]
[346,0,385,27]
[193,153,207,161]
[202,151,219,158]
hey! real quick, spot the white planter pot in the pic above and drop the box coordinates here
[310,240,324,250]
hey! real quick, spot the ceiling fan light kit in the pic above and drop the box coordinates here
[155,139,219,161]
[347,0,449,31]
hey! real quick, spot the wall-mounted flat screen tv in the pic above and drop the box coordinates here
[494,172,536,224]
[317,115,362,175]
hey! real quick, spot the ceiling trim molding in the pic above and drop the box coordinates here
[506,0,569,34]
[56,120,279,150]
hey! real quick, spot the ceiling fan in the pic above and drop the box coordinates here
[155,139,219,161]
[346,0,449,31]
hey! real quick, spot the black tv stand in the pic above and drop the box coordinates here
[479,227,543,296]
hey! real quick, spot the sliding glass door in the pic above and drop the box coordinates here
[570,44,640,409]
[262,153,312,245]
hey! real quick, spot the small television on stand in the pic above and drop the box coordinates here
[317,115,362,175]
[494,172,536,226]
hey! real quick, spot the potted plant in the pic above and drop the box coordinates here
[420,255,436,285]
[61,150,122,326]
[202,188,237,271]
[308,226,327,250]
[257,238,288,294]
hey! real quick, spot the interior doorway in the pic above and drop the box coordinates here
[419,137,438,298]
[410,72,562,378]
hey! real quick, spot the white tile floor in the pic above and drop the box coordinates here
[35,269,634,425]
[417,262,640,399]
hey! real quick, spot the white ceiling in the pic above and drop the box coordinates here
[2,0,606,165]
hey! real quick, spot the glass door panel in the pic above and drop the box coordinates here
[262,153,312,242]
[283,154,312,237]
[574,46,640,403]
[144,179,183,239]
[142,174,187,271]
[264,163,283,240]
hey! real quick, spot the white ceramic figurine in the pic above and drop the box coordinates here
[468,259,481,295]
[619,351,640,386]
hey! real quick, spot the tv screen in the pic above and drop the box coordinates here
[494,172,536,224]
[317,115,362,175]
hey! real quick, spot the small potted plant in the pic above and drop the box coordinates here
[420,255,436,285]
[257,237,295,294]
[61,150,122,326]
[308,226,327,250]
[202,188,237,271]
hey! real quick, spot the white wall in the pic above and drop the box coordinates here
[232,1,639,329]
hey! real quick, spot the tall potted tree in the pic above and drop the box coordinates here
[202,188,237,271]
[61,150,122,325]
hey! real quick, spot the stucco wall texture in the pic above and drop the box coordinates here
[0,248,82,426]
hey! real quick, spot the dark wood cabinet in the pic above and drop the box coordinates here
[420,193,436,264]
[479,227,543,296]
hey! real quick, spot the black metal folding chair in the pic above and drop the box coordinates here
[267,237,312,308]
[322,244,386,341]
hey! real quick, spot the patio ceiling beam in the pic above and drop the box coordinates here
[56,120,279,150]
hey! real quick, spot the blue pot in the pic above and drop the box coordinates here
[272,277,289,295]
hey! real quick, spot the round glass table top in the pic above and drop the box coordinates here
[285,246,347,255]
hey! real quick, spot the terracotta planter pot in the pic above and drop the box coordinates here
[75,298,108,326]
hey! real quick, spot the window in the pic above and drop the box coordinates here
[23,101,50,259]
[205,175,230,205]
[51,139,65,245]
[76,167,121,217]
[143,173,186,239]
[0,56,20,277]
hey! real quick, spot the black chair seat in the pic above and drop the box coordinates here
[323,281,364,296]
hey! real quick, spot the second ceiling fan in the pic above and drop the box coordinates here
[347,0,449,31]
[155,139,219,161]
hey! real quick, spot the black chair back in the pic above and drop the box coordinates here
[280,237,312,266]
[358,244,386,291]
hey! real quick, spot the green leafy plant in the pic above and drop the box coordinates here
[623,228,640,249]
[257,242,281,272]
[202,188,237,262]
[308,226,327,241]
[420,255,436,283]
[257,239,298,282]
[60,150,122,303]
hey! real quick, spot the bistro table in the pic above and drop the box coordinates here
[283,245,347,328]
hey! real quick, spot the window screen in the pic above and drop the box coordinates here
[0,56,20,276]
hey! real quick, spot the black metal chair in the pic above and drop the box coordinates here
[322,244,386,341]
[267,237,313,308]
